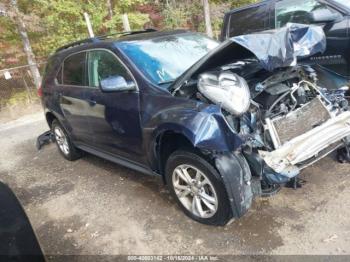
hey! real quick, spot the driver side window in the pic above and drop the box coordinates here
[275,0,332,28]
[87,50,134,88]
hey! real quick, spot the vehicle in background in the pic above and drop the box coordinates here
[221,0,350,78]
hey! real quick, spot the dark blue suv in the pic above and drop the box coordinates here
[41,28,350,225]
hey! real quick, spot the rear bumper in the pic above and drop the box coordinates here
[259,111,350,176]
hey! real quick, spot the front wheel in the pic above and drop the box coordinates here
[165,150,232,226]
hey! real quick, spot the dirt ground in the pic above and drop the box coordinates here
[0,112,350,255]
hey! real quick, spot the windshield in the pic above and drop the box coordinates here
[332,0,350,10]
[117,33,219,85]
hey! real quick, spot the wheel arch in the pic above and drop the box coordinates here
[45,111,57,128]
[153,129,254,219]
[154,130,214,184]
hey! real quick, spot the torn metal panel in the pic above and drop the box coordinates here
[171,23,326,93]
[147,103,245,154]
[299,141,343,169]
[215,152,253,218]
[260,111,350,173]
[145,100,246,172]
[36,130,54,150]
[231,23,326,71]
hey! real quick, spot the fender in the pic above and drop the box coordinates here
[143,101,253,218]
[215,152,253,218]
[44,109,72,137]
[144,103,245,170]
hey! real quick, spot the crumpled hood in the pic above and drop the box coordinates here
[232,23,326,71]
[171,23,326,92]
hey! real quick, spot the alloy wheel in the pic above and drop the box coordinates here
[172,164,218,218]
[54,126,70,155]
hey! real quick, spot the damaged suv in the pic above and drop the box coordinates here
[41,25,350,225]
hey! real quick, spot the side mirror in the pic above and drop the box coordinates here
[100,75,136,92]
[310,8,339,23]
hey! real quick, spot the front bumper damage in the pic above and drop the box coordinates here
[259,111,350,182]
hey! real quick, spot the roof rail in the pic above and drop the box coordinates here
[55,38,98,53]
[97,28,157,40]
[55,28,157,53]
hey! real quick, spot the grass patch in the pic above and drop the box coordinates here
[4,90,38,107]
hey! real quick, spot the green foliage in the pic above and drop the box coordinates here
[5,90,37,107]
[104,7,149,32]
[210,0,258,8]
[124,12,149,29]
[160,0,257,38]
[162,3,191,29]
[29,0,150,56]
[229,0,259,8]
[0,16,18,44]
[0,0,258,67]
[117,0,146,12]
[30,0,108,56]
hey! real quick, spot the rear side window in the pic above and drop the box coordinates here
[42,55,64,87]
[43,56,56,80]
[63,52,87,86]
[228,4,268,37]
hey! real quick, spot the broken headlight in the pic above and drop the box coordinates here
[198,71,250,116]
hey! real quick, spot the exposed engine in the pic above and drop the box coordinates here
[244,66,348,149]
[193,63,350,189]
[168,23,350,192]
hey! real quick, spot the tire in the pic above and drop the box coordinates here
[165,150,232,226]
[52,119,82,161]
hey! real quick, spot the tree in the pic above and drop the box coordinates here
[202,0,213,38]
[113,0,147,31]
[9,0,42,88]
[106,0,113,20]
[0,0,259,70]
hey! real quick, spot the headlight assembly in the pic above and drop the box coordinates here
[198,71,251,116]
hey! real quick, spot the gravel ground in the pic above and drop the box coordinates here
[0,113,350,255]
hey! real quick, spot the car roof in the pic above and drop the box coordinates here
[54,29,190,57]
[109,29,189,42]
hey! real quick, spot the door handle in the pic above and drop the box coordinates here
[87,99,97,106]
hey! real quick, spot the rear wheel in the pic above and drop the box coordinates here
[52,120,82,161]
[165,150,232,225]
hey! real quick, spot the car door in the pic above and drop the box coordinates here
[57,51,94,144]
[274,0,350,77]
[84,49,143,163]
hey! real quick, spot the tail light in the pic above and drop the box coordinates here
[37,85,43,97]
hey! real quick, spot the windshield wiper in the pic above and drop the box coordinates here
[158,80,174,85]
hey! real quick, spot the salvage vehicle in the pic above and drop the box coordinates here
[221,0,350,78]
[40,25,350,225]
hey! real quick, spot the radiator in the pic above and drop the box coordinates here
[271,97,331,146]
